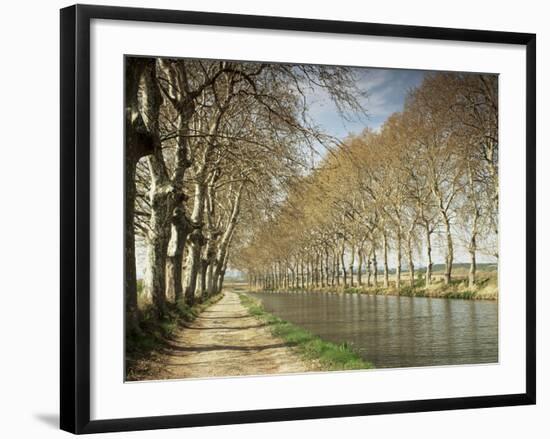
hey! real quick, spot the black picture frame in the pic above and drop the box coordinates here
[60,4,536,434]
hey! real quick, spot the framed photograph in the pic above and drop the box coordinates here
[60,4,536,434]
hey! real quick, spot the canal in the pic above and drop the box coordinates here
[249,291,498,368]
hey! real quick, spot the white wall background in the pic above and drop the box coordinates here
[0,0,546,437]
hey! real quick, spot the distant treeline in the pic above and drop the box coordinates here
[354,262,497,276]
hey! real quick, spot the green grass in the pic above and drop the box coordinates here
[239,294,374,371]
[343,286,363,294]
[444,290,478,300]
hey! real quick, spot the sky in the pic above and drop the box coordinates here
[307,67,426,140]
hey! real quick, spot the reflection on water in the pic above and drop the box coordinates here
[250,291,498,368]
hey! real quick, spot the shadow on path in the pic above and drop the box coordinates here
[164,342,289,353]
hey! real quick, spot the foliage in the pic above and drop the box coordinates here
[234,73,498,294]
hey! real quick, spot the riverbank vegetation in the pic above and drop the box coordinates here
[255,267,498,300]
[325,273,496,300]
[239,294,373,370]
[234,74,498,300]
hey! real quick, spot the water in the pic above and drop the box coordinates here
[249,291,498,369]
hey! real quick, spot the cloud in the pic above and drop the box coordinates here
[358,68,425,118]
[306,67,425,139]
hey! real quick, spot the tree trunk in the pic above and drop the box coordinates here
[324,247,330,288]
[395,231,402,290]
[341,242,347,287]
[372,249,378,287]
[366,257,372,287]
[443,216,453,285]
[320,253,325,287]
[425,221,433,287]
[215,249,230,294]
[125,58,160,326]
[335,250,340,286]
[315,253,320,288]
[330,251,336,286]
[183,229,203,304]
[210,183,242,296]
[125,157,140,332]
[467,160,481,287]
[469,247,477,289]
[468,210,479,289]
[348,244,355,287]
[382,232,389,288]
[183,180,207,304]
[206,257,215,296]
[168,219,189,303]
[200,257,209,297]
[357,249,363,286]
[143,196,171,317]
[166,107,193,302]
[143,155,172,318]
[407,235,415,288]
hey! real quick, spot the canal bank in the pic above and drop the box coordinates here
[249,290,498,369]
[126,287,496,380]
[239,293,373,371]
[255,273,498,301]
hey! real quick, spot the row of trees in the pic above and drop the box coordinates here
[234,73,498,293]
[125,57,365,329]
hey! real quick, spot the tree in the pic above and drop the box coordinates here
[234,72,498,295]
[125,58,160,328]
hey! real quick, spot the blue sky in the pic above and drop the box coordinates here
[308,67,426,140]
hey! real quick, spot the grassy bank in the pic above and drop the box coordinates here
[258,272,498,301]
[239,293,374,371]
[126,293,224,380]
[343,274,497,300]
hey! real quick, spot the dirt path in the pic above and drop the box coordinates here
[143,291,315,380]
